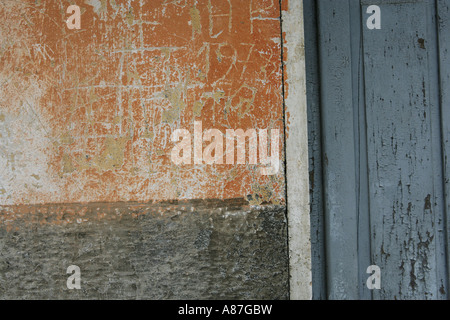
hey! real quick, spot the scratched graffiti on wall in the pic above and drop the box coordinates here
[0,0,285,207]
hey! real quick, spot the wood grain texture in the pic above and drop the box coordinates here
[317,0,360,299]
[363,0,447,299]
[303,0,326,300]
[437,0,450,297]
[314,0,450,299]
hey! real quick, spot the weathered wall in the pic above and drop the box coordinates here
[0,0,311,299]
[0,0,285,206]
[0,200,289,299]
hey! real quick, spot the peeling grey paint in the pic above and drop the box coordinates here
[310,0,450,299]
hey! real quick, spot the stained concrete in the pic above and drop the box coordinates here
[0,199,289,299]
[282,0,312,299]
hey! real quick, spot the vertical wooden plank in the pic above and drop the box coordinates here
[349,0,373,300]
[303,0,327,300]
[427,0,449,300]
[362,0,447,299]
[437,0,450,296]
[317,0,360,299]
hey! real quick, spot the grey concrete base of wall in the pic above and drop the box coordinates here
[0,199,289,299]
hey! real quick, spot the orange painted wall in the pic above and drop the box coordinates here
[0,0,285,206]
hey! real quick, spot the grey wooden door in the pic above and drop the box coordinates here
[305,0,450,299]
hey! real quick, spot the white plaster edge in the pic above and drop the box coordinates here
[282,0,312,300]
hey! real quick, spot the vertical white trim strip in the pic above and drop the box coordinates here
[282,0,312,300]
